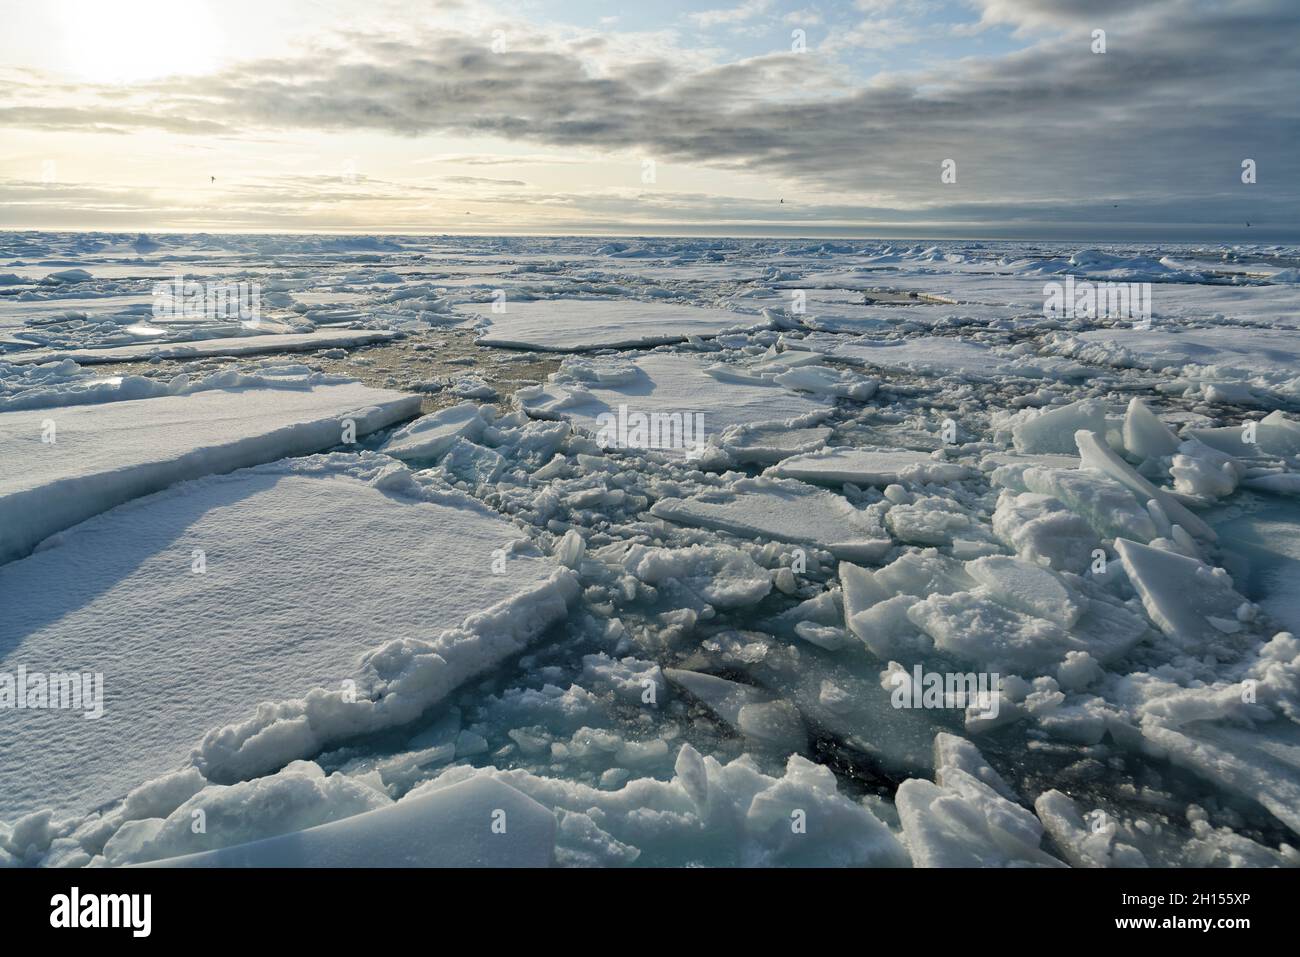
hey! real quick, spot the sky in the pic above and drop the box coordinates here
[0,0,1295,240]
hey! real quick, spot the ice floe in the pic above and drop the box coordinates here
[462,299,765,351]
[0,382,418,564]
[5,329,400,365]
[0,455,573,817]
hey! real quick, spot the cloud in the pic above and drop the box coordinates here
[442,175,528,186]
[967,0,1168,32]
[1,0,1296,233]
[688,0,774,29]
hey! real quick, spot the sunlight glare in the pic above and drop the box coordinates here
[58,0,223,83]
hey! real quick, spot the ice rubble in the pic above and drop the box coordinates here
[0,381,419,564]
[0,454,574,818]
[461,299,766,351]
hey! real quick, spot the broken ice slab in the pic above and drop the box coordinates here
[149,777,556,867]
[896,771,1065,868]
[1141,719,1300,838]
[516,353,829,457]
[768,446,971,487]
[0,381,419,564]
[719,421,834,465]
[0,455,569,818]
[1075,428,1216,540]
[4,329,400,365]
[461,298,766,351]
[1114,538,1251,651]
[379,401,492,461]
[663,668,807,754]
[651,477,891,562]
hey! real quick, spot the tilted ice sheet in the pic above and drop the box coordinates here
[460,299,767,351]
[0,457,561,818]
[0,381,419,564]
[1214,499,1300,636]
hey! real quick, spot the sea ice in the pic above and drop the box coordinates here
[516,353,829,457]
[0,381,419,564]
[0,455,572,817]
[5,329,400,365]
[462,299,765,351]
[769,447,970,487]
[150,777,556,867]
[650,477,891,561]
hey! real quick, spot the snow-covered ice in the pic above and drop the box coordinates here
[516,353,830,457]
[651,476,891,562]
[152,776,557,868]
[4,329,401,366]
[461,299,765,351]
[0,455,573,818]
[0,381,419,564]
[770,447,971,487]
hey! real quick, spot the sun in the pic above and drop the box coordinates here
[58,0,224,84]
